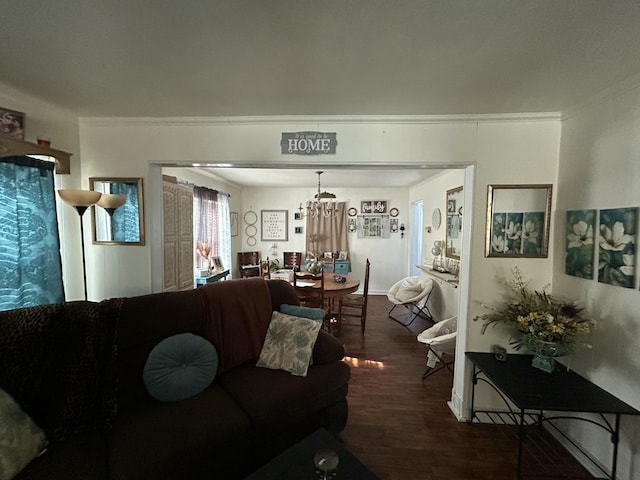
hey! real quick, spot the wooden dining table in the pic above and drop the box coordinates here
[295,273,360,318]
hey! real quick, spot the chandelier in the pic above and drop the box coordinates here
[298,171,340,218]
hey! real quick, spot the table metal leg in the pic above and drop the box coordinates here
[517,409,526,480]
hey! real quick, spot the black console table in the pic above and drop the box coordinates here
[466,352,640,480]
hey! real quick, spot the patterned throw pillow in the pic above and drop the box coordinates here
[0,388,48,480]
[256,311,322,377]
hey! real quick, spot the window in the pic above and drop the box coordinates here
[193,186,231,274]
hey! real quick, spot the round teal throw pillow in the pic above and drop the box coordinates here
[143,333,218,402]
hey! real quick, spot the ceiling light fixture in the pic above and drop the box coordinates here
[298,171,340,218]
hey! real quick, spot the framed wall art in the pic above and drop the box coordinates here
[261,210,288,241]
[0,107,25,140]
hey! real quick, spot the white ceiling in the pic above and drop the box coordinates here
[2,1,640,187]
[194,166,446,189]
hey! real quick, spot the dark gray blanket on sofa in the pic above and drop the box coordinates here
[0,298,123,442]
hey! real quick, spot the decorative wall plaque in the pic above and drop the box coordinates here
[281,132,337,155]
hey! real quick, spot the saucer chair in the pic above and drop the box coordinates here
[416,316,457,379]
[386,276,434,327]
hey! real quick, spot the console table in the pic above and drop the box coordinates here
[466,352,640,480]
[195,269,230,286]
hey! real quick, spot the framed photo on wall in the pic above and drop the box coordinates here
[0,106,25,140]
[261,210,288,241]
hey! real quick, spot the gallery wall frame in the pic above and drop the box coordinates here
[261,209,288,241]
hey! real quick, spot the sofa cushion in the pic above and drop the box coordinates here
[0,388,48,480]
[15,432,108,480]
[219,361,350,431]
[108,383,251,480]
[143,333,218,402]
[256,311,321,377]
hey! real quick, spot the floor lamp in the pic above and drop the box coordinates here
[57,189,102,300]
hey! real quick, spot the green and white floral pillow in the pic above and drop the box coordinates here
[256,311,322,377]
[0,388,48,480]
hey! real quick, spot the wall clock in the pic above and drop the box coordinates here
[389,207,399,217]
[432,208,442,230]
[347,207,357,217]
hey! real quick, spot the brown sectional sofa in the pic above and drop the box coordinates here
[1,278,350,479]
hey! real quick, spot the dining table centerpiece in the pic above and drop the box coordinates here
[475,267,595,372]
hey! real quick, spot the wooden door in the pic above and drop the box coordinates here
[163,179,194,291]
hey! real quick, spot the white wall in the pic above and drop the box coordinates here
[410,169,466,266]
[551,82,640,480]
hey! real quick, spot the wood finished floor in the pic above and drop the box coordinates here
[333,295,594,480]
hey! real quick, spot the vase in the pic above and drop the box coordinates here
[528,340,568,373]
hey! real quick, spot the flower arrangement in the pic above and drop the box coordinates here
[475,267,595,352]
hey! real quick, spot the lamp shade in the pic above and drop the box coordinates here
[57,189,102,207]
[97,193,127,210]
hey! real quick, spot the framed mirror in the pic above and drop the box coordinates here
[89,177,145,245]
[485,184,552,258]
[445,186,463,259]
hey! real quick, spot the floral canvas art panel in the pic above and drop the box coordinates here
[522,211,544,255]
[490,212,507,254]
[505,212,523,254]
[565,210,596,279]
[598,207,636,288]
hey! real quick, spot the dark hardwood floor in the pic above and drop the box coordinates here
[333,295,594,480]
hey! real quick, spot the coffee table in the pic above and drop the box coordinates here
[245,428,378,479]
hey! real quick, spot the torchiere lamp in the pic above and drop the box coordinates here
[57,189,102,300]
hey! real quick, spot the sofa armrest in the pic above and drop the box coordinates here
[312,331,345,365]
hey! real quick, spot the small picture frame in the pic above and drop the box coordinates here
[338,251,348,261]
[0,107,26,140]
[294,212,303,220]
[211,256,224,272]
[323,251,333,259]
[294,226,303,234]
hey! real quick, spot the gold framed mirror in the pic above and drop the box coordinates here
[485,184,552,258]
[89,177,145,245]
[445,186,463,259]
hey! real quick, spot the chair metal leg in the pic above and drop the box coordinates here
[422,350,455,379]
[388,302,432,327]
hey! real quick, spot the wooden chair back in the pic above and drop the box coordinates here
[338,258,370,334]
[237,251,261,278]
[283,251,303,271]
[293,271,325,309]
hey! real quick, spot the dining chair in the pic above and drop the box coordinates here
[293,270,325,310]
[237,251,261,278]
[337,258,370,334]
[283,251,303,271]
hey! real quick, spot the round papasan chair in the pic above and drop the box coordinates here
[386,276,434,327]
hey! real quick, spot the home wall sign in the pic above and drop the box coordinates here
[361,200,388,214]
[281,131,337,155]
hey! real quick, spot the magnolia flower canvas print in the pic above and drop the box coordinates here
[505,213,523,254]
[522,211,544,255]
[598,207,636,288]
[565,210,596,279]
[490,212,507,254]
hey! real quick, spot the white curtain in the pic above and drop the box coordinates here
[217,194,232,274]
[193,186,231,273]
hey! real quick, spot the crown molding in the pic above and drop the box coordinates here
[80,112,561,128]
[562,71,640,121]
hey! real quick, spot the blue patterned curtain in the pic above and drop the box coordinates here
[0,156,64,311]
[111,182,140,242]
